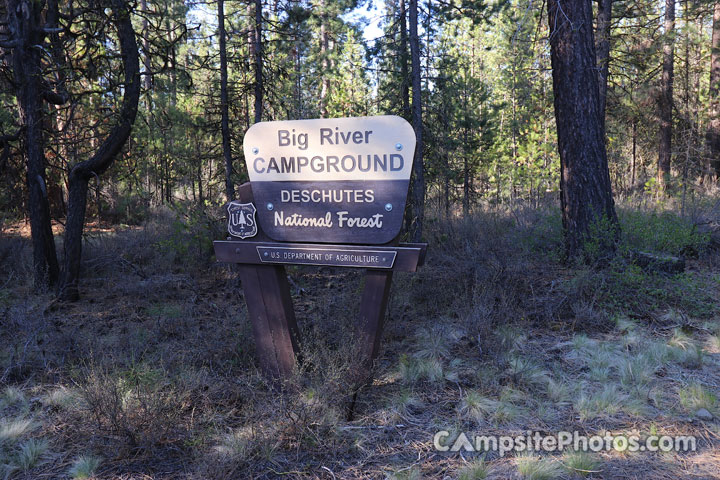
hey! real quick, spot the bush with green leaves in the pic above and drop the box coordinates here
[619,208,710,257]
[156,202,223,265]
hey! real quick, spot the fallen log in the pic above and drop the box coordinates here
[632,251,685,274]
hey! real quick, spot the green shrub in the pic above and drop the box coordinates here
[156,202,223,265]
[619,209,709,256]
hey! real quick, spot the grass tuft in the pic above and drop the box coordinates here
[414,327,451,360]
[0,418,37,444]
[387,465,422,480]
[0,387,27,410]
[14,438,49,471]
[213,430,251,460]
[575,386,626,420]
[544,377,571,403]
[457,459,488,480]
[619,354,657,389]
[507,355,550,389]
[459,390,498,423]
[389,390,423,418]
[398,355,444,384]
[562,451,601,477]
[515,454,564,480]
[678,383,717,413]
[42,386,82,410]
[68,455,102,479]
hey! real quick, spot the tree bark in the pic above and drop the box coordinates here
[218,0,233,201]
[399,0,410,120]
[318,0,329,117]
[658,0,675,184]
[708,1,720,176]
[408,0,424,242]
[59,0,141,301]
[5,0,60,289]
[140,0,152,94]
[547,0,619,259]
[596,0,612,130]
[254,0,263,123]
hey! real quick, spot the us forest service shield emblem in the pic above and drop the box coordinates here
[227,201,258,239]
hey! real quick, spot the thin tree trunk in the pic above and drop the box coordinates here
[59,0,140,301]
[658,0,675,184]
[681,0,691,209]
[408,0,424,242]
[218,0,233,201]
[547,0,619,259]
[708,1,720,176]
[631,119,637,187]
[319,0,329,117]
[140,0,152,94]
[463,154,470,216]
[254,0,263,123]
[399,0,410,120]
[294,29,302,116]
[596,0,612,130]
[5,0,60,289]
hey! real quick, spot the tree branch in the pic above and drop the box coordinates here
[68,0,140,180]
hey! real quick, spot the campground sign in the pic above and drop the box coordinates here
[243,116,415,244]
[214,115,426,385]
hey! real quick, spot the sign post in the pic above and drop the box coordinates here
[214,116,426,384]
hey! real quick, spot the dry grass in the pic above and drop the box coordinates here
[0,198,719,478]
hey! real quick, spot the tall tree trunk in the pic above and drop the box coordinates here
[59,0,141,301]
[318,0,329,117]
[399,0,410,120]
[463,154,470,216]
[596,0,612,130]
[254,0,263,123]
[140,0,154,202]
[408,0,424,242]
[658,0,675,184]
[631,118,637,187]
[547,0,619,259]
[294,28,302,116]
[218,0,233,201]
[5,0,60,289]
[708,1,720,176]
[140,0,152,94]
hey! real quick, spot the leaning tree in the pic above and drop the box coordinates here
[1,0,141,299]
[59,0,140,301]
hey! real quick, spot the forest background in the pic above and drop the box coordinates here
[2,0,720,478]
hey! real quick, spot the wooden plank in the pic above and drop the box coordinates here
[214,241,426,272]
[256,265,300,377]
[236,263,299,379]
[233,182,300,379]
[356,269,394,378]
[236,265,277,373]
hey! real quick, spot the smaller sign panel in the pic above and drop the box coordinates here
[256,245,397,269]
[227,201,258,239]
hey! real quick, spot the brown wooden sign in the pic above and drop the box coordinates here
[215,116,425,400]
[243,116,416,244]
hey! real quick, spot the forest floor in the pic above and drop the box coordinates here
[2,196,720,479]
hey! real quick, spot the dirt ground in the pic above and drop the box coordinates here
[1,204,720,479]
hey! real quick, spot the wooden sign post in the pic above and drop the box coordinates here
[214,116,426,384]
